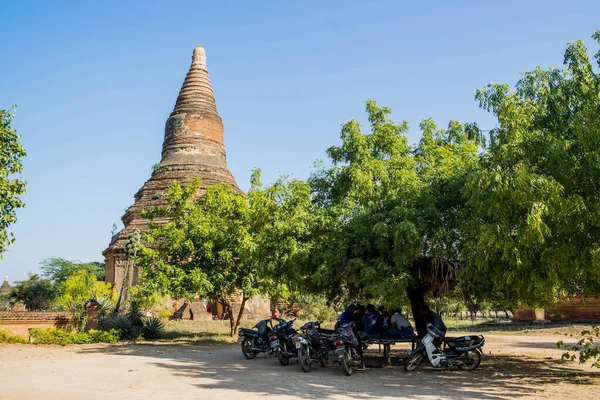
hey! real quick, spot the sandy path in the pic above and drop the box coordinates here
[0,333,598,400]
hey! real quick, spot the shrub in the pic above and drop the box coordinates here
[297,295,338,322]
[142,316,164,339]
[557,325,600,368]
[0,329,27,344]
[28,328,119,345]
[88,329,120,343]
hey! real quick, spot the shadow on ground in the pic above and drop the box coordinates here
[77,343,600,399]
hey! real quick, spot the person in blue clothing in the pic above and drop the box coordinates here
[359,304,381,340]
[420,304,447,347]
[339,304,357,325]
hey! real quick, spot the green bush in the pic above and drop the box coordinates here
[297,295,338,322]
[0,329,27,344]
[28,328,119,345]
[557,325,600,368]
[142,316,164,339]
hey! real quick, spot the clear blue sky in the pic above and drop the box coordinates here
[1,1,599,284]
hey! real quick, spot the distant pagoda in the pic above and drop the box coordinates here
[103,46,239,296]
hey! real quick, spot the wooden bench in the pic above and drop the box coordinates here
[362,338,420,365]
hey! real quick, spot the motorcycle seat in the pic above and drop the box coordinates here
[239,328,259,337]
[444,335,484,349]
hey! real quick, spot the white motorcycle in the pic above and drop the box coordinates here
[404,324,485,371]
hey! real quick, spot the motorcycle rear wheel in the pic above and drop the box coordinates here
[277,343,290,366]
[241,337,257,360]
[298,345,311,373]
[320,341,331,367]
[457,350,481,371]
[341,348,353,376]
[404,352,424,372]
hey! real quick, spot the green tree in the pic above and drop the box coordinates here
[462,30,600,305]
[303,100,481,310]
[40,257,105,283]
[305,100,423,305]
[9,274,57,311]
[0,107,27,256]
[0,293,13,311]
[57,269,113,313]
[137,172,311,336]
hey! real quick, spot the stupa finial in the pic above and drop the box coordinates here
[192,45,206,66]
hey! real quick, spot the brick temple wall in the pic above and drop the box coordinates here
[514,295,600,322]
[0,312,74,339]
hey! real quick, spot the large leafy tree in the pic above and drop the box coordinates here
[303,101,481,308]
[9,274,57,311]
[462,31,600,305]
[56,269,113,313]
[305,100,423,306]
[0,107,27,256]
[137,172,311,336]
[40,257,105,283]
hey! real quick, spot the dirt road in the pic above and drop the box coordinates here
[1,333,598,400]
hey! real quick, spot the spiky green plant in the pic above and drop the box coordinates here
[142,316,164,339]
[126,301,144,329]
[103,315,134,340]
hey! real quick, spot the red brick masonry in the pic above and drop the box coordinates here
[0,311,74,339]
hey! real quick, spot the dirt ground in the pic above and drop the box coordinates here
[1,332,598,400]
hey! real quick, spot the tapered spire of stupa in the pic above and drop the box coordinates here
[170,46,219,118]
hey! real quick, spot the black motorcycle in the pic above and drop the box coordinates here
[404,325,485,371]
[271,319,297,366]
[333,322,365,376]
[238,319,286,359]
[292,321,335,372]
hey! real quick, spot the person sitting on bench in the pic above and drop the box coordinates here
[384,308,415,339]
[359,304,382,340]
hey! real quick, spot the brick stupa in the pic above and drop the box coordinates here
[103,46,239,295]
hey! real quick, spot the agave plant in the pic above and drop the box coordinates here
[126,301,144,329]
[94,296,114,317]
[102,315,134,340]
[142,316,164,340]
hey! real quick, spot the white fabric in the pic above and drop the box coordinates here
[390,312,411,329]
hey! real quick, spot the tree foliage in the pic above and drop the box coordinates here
[0,107,27,256]
[9,274,57,311]
[40,257,105,283]
[461,30,600,305]
[56,269,113,313]
[137,172,312,336]
[302,100,480,307]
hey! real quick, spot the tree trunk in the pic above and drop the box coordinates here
[232,296,249,337]
[333,296,346,313]
[114,262,130,314]
[226,303,236,337]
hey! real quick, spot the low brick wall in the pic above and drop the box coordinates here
[514,295,600,322]
[0,312,74,340]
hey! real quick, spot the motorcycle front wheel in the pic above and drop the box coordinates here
[457,350,482,371]
[241,337,257,360]
[404,352,424,372]
[277,343,290,366]
[298,345,311,373]
[341,348,353,376]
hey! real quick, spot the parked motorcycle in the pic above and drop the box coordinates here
[333,322,365,376]
[404,324,485,371]
[238,319,287,359]
[271,319,298,366]
[292,321,335,372]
